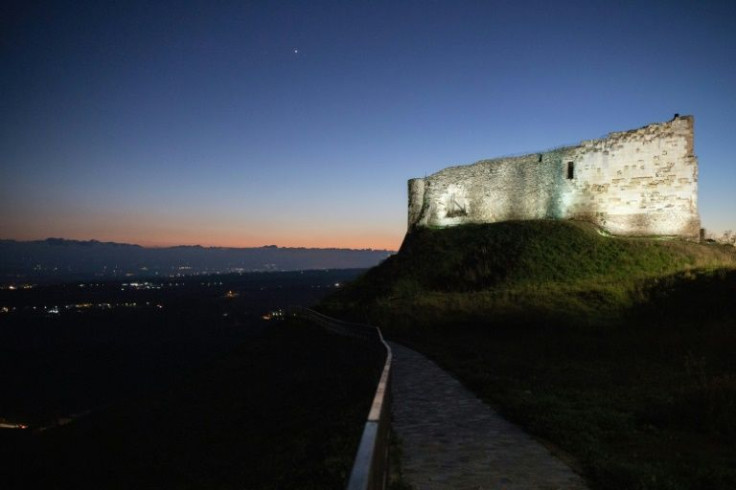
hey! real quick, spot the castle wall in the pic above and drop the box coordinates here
[408,116,700,238]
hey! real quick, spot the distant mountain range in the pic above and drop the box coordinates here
[0,238,394,284]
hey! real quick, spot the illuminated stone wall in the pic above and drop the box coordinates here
[408,115,700,238]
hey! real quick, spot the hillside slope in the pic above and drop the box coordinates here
[321,220,736,490]
[325,220,736,327]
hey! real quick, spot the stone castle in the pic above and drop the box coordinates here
[408,115,700,239]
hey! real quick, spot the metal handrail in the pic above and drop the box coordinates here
[287,306,392,490]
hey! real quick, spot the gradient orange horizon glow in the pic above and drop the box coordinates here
[5,235,404,252]
[2,222,403,251]
[1,199,406,250]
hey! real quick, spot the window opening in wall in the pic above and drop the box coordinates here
[567,161,575,180]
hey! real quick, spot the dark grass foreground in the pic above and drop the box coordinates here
[1,319,384,489]
[322,221,736,490]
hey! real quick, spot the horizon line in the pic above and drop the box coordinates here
[0,236,398,252]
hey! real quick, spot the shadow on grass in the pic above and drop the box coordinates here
[379,270,736,490]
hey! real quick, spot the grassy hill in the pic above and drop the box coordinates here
[321,220,736,490]
[325,220,736,326]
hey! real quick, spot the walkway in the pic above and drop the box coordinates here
[390,342,589,490]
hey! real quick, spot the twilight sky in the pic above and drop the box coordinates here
[2,0,735,250]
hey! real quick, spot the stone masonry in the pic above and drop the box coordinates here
[408,115,700,238]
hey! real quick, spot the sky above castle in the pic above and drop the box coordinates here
[2,0,735,249]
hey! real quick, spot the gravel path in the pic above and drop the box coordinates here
[390,342,589,490]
